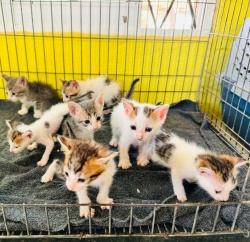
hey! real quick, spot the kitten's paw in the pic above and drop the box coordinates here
[18,109,28,115]
[37,160,48,167]
[118,160,132,169]
[97,197,114,210]
[109,138,118,147]
[176,194,187,203]
[80,206,95,218]
[137,158,150,167]
[27,143,38,151]
[34,111,42,119]
[41,173,53,183]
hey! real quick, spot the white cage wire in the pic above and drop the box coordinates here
[0,0,250,239]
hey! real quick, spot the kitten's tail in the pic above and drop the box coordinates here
[124,78,140,99]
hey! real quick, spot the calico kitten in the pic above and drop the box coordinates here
[41,136,117,218]
[2,74,61,118]
[60,78,140,140]
[109,99,170,169]
[150,131,247,202]
[6,103,69,166]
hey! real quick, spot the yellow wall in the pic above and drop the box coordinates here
[1,0,249,106]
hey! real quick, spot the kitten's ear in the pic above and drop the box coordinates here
[22,130,33,139]
[70,80,79,90]
[6,120,20,129]
[57,135,72,151]
[17,76,27,86]
[122,99,135,116]
[95,93,104,108]
[68,101,81,117]
[2,74,10,82]
[59,79,67,85]
[218,154,248,168]
[151,104,170,121]
[98,151,118,164]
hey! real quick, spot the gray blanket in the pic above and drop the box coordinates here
[0,99,249,233]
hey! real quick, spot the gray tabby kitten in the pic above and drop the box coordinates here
[2,74,61,118]
[61,78,140,140]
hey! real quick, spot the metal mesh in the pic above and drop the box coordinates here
[0,0,250,238]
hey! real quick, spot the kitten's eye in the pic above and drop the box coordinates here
[12,93,16,96]
[14,145,19,149]
[84,120,90,124]
[65,95,68,98]
[96,116,101,121]
[215,190,221,194]
[130,125,136,130]
[65,172,69,177]
[78,178,85,182]
[145,127,152,132]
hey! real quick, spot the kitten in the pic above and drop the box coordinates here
[60,93,104,140]
[109,99,170,169]
[60,78,140,140]
[41,136,117,218]
[2,74,61,118]
[150,131,247,202]
[6,103,69,166]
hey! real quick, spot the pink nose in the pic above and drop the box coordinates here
[136,133,143,140]
[9,147,14,152]
[67,184,75,191]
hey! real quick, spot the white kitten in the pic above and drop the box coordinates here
[6,103,69,166]
[41,136,117,218]
[150,132,247,202]
[109,99,169,169]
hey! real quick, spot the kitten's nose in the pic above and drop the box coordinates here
[67,184,75,191]
[136,133,143,140]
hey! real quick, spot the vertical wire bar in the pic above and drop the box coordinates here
[108,206,112,234]
[0,0,12,75]
[115,0,121,80]
[49,1,57,84]
[60,0,66,80]
[66,204,71,235]
[70,0,74,78]
[191,205,200,234]
[171,205,178,234]
[146,0,160,103]
[89,1,92,76]
[29,0,39,80]
[106,0,111,75]
[19,0,29,76]
[39,0,48,83]
[88,205,92,235]
[123,1,130,92]
[1,205,9,236]
[129,204,133,234]
[151,205,157,234]
[23,204,30,235]
[172,1,189,103]
[80,0,83,79]
[212,204,221,233]
[44,204,51,235]
[9,0,20,76]
[99,0,102,75]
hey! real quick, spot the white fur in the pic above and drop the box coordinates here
[62,75,120,103]
[110,99,169,169]
[7,103,69,166]
[151,132,244,202]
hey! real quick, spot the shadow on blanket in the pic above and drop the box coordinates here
[0,99,249,232]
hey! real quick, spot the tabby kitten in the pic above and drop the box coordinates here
[60,93,104,140]
[41,136,117,218]
[150,131,247,202]
[2,74,61,118]
[6,103,69,166]
[109,99,170,169]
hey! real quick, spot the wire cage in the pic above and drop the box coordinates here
[0,0,250,239]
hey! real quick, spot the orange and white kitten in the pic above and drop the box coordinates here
[151,131,247,202]
[109,99,169,169]
[6,103,69,166]
[41,136,117,218]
